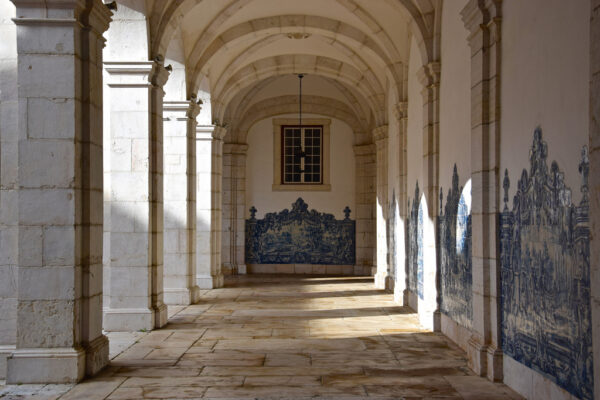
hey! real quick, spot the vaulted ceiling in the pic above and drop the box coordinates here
[109,0,440,141]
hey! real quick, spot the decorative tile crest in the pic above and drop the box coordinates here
[438,165,472,328]
[500,128,593,399]
[245,198,356,265]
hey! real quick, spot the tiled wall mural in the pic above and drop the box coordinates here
[500,128,593,400]
[387,191,398,284]
[407,183,420,296]
[245,198,356,265]
[438,166,473,328]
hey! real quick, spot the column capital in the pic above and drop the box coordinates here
[196,124,228,141]
[223,143,249,155]
[163,100,201,120]
[461,0,502,37]
[353,143,376,156]
[212,126,227,141]
[11,0,112,32]
[393,102,409,121]
[417,62,441,89]
[372,125,388,143]
[104,61,170,88]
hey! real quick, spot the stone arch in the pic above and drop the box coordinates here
[203,33,386,98]
[187,15,399,85]
[104,0,151,62]
[230,94,367,143]
[212,55,386,126]
[153,0,436,71]
[226,77,370,137]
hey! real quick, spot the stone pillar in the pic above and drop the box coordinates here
[222,143,248,275]
[417,62,442,331]
[7,0,111,383]
[373,126,390,289]
[589,1,600,398]
[353,144,376,276]
[195,125,224,288]
[163,100,201,305]
[394,102,409,304]
[211,127,226,287]
[103,60,169,331]
[461,0,503,382]
[0,0,18,379]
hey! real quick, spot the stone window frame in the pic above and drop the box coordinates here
[272,118,331,191]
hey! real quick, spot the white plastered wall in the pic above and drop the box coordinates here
[438,0,472,351]
[501,0,590,204]
[246,114,355,220]
[439,0,471,191]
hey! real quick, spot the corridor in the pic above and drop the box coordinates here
[14,275,524,399]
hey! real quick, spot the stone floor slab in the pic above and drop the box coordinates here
[0,274,524,400]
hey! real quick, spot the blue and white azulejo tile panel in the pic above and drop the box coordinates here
[438,166,473,328]
[245,198,356,265]
[500,128,593,400]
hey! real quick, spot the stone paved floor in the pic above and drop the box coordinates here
[0,275,524,399]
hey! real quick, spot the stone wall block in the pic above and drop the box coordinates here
[19,140,75,189]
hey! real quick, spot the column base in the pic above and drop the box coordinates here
[467,335,487,377]
[374,271,389,289]
[84,335,109,376]
[197,274,224,289]
[386,276,395,292]
[164,286,201,305]
[103,307,159,332]
[7,347,85,384]
[432,310,442,332]
[486,345,503,382]
[237,264,247,275]
[153,303,168,329]
[466,336,503,381]
[0,345,15,379]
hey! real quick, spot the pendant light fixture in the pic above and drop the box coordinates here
[298,73,304,128]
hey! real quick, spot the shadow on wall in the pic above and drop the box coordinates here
[102,198,211,314]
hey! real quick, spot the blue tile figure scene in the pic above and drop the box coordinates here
[407,183,420,296]
[387,191,398,284]
[417,198,424,300]
[500,128,593,400]
[245,198,356,265]
[438,166,473,328]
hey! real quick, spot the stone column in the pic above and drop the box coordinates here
[222,143,248,275]
[103,60,169,331]
[353,144,376,276]
[196,125,224,288]
[163,100,200,305]
[210,127,226,287]
[417,62,442,331]
[394,102,409,304]
[7,0,111,383]
[461,0,503,381]
[589,1,600,399]
[0,0,18,379]
[373,126,390,289]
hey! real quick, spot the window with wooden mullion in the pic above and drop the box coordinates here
[282,126,322,184]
